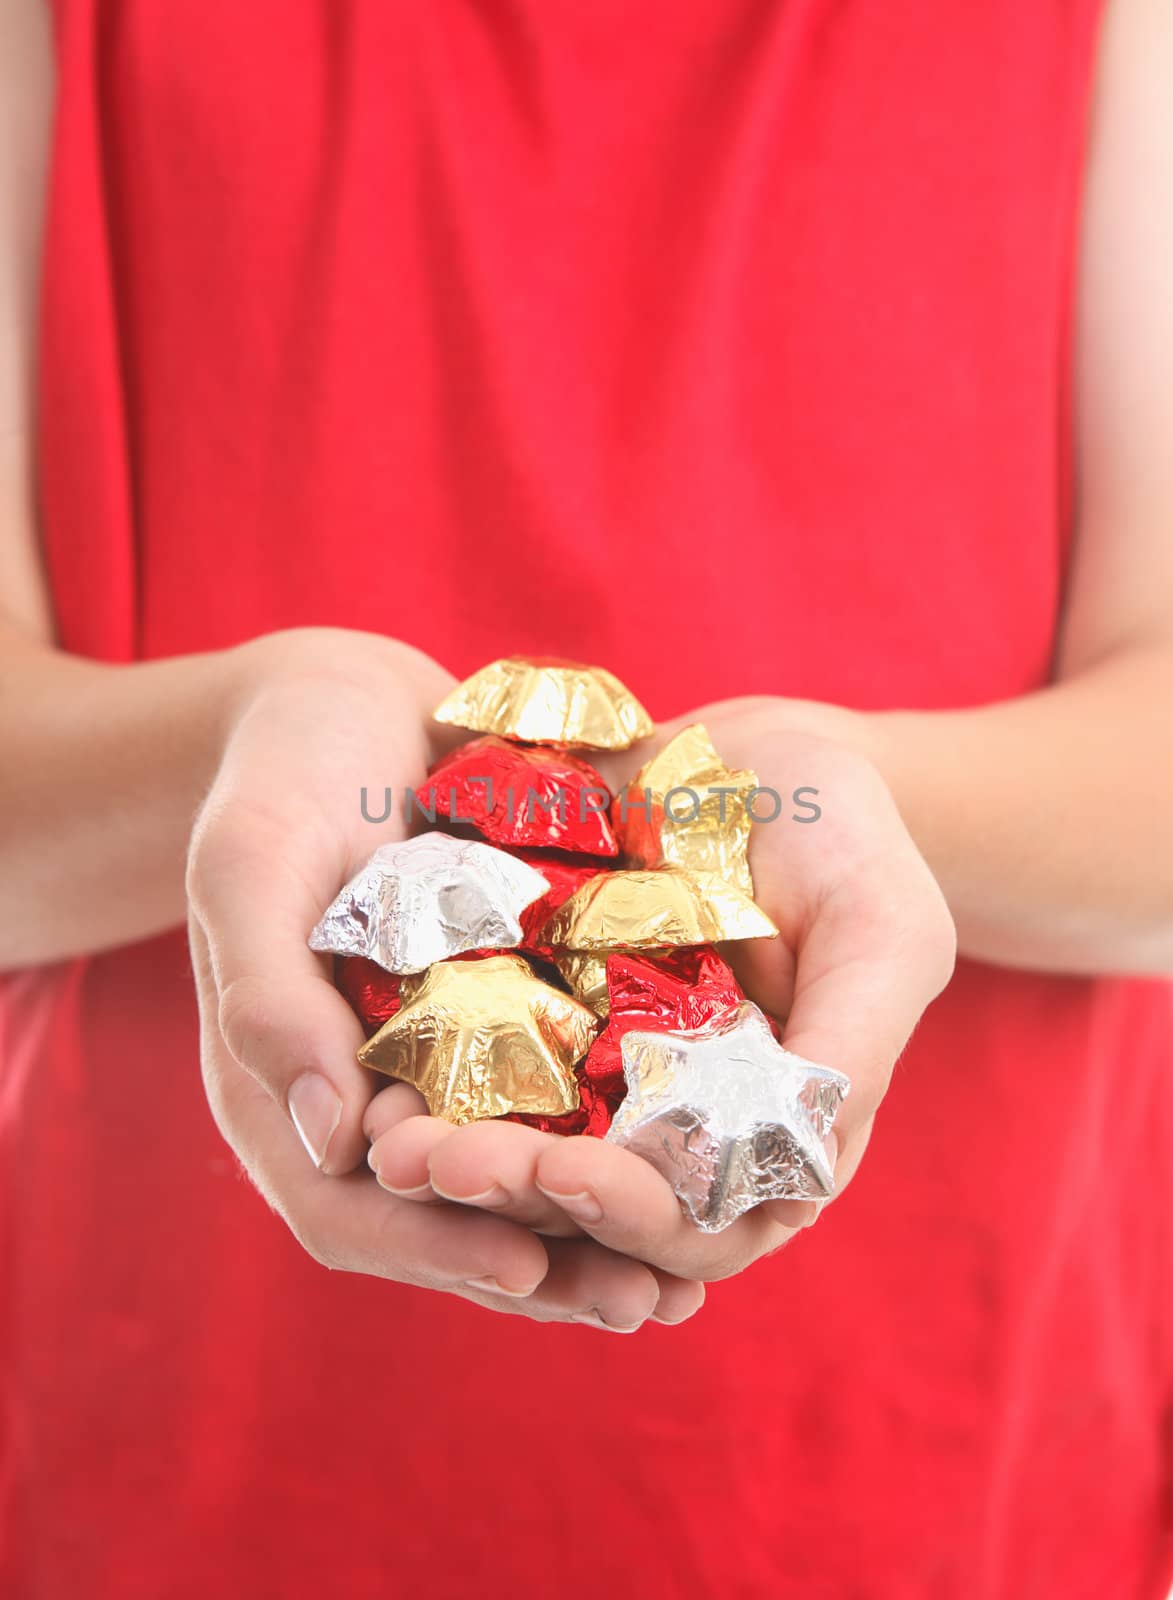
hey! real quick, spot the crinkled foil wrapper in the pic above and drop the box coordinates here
[613,723,758,898]
[581,946,742,1093]
[357,953,599,1124]
[433,656,654,751]
[605,1001,849,1232]
[308,834,548,975]
[335,955,406,1033]
[516,855,608,958]
[539,865,778,951]
[418,735,618,857]
[553,950,615,1015]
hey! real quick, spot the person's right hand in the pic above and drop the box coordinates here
[186,628,705,1333]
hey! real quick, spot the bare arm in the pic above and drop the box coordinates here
[0,0,253,964]
[2,0,1170,979]
[0,0,442,969]
[0,0,53,638]
[774,0,1173,975]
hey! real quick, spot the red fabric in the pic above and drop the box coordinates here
[3,2,1172,1597]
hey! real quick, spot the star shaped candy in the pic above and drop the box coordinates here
[307,834,549,975]
[605,1001,850,1232]
[538,865,778,951]
[417,736,619,857]
[433,656,653,751]
[612,722,759,898]
[357,954,600,1125]
[579,947,744,1091]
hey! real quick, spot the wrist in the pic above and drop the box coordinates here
[226,627,451,724]
[746,694,888,773]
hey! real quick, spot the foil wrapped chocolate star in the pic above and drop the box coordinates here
[605,1001,850,1232]
[433,656,654,751]
[335,955,407,1033]
[538,865,778,951]
[418,735,618,857]
[357,954,600,1124]
[515,854,609,956]
[613,722,758,897]
[308,834,549,975]
[581,947,744,1092]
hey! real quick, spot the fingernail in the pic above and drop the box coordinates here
[651,1302,705,1326]
[571,1309,642,1335]
[288,1072,343,1170]
[431,1181,511,1209]
[535,1185,603,1224]
[464,1275,536,1299]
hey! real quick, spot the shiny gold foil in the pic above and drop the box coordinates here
[433,657,654,751]
[613,723,758,898]
[357,954,599,1125]
[538,866,779,951]
[553,950,615,1016]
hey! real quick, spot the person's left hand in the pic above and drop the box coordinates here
[364,697,956,1298]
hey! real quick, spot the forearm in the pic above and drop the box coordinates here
[0,624,454,969]
[0,623,252,968]
[793,645,1173,975]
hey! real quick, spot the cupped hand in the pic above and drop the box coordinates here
[186,629,703,1331]
[366,696,956,1284]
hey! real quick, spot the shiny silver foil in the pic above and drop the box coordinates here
[605,1001,850,1232]
[308,834,550,975]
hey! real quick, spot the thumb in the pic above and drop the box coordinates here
[187,811,376,1176]
[758,849,956,1221]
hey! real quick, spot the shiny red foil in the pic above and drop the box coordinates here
[581,946,745,1095]
[512,851,609,956]
[507,1077,621,1138]
[336,956,404,1036]
[417,736,618,856]
[337,950,500,1037]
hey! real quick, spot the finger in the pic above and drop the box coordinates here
[367,1112,461,1204]
[195,974,554,1299]
[362,1081,431,1144]
[369,1117,585,1236]
[187,805,377,1176]
[363,1090,451,1203]
[532,1135,795,1281]
[462,1236,660,1332]
[646,1268,708,1327]
[201,996,704,1324]
[767,844,955,1197]
[425,1121,586,1236]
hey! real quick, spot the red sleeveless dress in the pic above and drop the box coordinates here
[4,3,1171,1596]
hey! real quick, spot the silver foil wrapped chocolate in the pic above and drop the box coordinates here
[308,834,549,975]
[604,1000,850,1232]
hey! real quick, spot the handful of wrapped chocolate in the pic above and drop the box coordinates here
[309,657,848,1232]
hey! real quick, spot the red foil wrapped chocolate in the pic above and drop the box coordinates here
[513,851,610,957]
[507,1077,619,1139]
[581,946,745,1095]
[336,956,405,1036]
[337,951,503,1037]
[417,736,618,857]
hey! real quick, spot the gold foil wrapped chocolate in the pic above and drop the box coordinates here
[553,947,679,1017]
[613,723,758,898]
[357,954,599,1124]
[553,950,615,1016]
[539,865,778,951]
[433,656,654,751]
